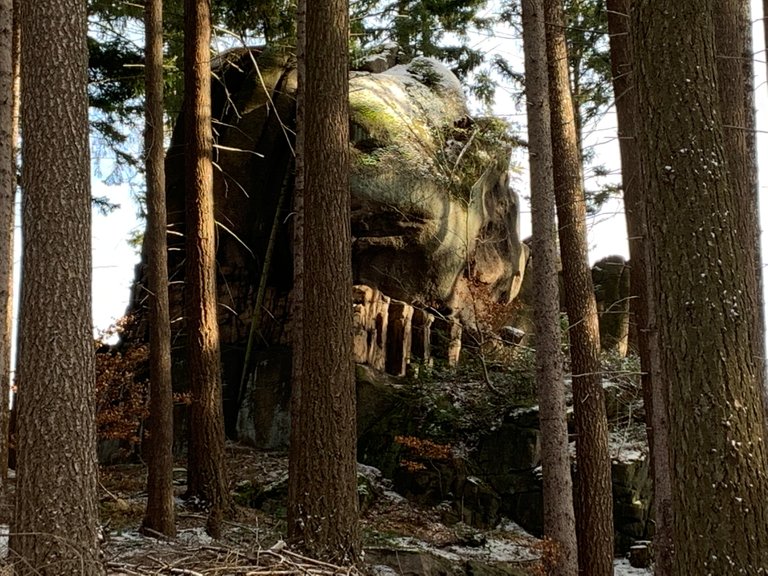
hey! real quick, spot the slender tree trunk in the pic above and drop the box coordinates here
[0,0,13,494]
[521,1,578,573]
[632,0,768,571]
[141,0,176,538]
[10,0,103,573]
[183,0,232,539]
[287,0,361,563]
[606,1,673,572]
[544,1,614,574]
[714,0,765,423]
[764,0,768,97]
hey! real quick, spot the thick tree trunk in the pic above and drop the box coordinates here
[0,0,13,494]
[141,0,176,538]
[606,1,673,573]
[287,0,361,563]
[521,1,578,573]
[632,0,768,571]
[11,0,103,573]
[183,0,232,539]
[544,1,614,574]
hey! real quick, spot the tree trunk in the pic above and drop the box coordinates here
[714,0,765,423]
[141,0,176,538]
[10,0,103,573]
[606,1,673,572]
[287,0,361,563]
[0,0,13,495]
[183,0,232,539]
[764,0,768,98]
[632,0,768,571]
[544,1,614,574]
[521,1,579,573]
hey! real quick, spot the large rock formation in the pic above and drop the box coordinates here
[129,46,527,429]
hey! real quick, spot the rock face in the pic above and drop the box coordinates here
[348,57,527,317]
[128,47,527,431]
[157,49,524,331]
[592,255,631,355]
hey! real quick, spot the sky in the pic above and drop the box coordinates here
[85,1,768,332]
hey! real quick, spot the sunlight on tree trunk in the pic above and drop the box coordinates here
[183,0,233,539]
[141,0,176,539]
[11,1,103,573]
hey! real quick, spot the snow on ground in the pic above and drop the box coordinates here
[614,558,652,575]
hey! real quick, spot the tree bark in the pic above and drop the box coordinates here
[714,0,766,426]
[141,0,176,538]
[632,0,768,571]
[0,0,13,495]
[544,1,614,574]
[287,0,361,563]
[521,1,579,573]
[10,0,103,573]
[183,0,232,539]
[606,1,673,573]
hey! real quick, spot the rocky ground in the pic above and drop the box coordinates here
[0,351,653,574]
[0,439,652,575]
[98,445,544,575]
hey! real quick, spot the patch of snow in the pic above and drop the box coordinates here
[386,528,539,565]
[612,448,645,463]
[176,527,214,546]
[614,558,652,575]
[383,489,406,503]
[494,518,533,537]
[509,405,538,418]
[370,564,400,576]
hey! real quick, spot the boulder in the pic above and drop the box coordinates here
[592,255,631,355]
[127,47,527,432]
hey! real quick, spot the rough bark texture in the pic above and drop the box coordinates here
[287,0,361,563]
[607,1,673,572]
[544,1,614,574]
[11,0,103,573]
[183,0,232,539]
[765,0,768,99]
[632,1,768,572]
[714,0,766,422]
[141,0,176,538]
[0,0,13,494]
[521,1,578,573]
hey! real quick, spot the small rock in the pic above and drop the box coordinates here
[628,541,652,568]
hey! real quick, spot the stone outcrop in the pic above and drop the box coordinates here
[592,255,631,355]
[127,46,528,433]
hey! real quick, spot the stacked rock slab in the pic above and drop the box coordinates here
[352,284,462,375]
[352,285,390,371]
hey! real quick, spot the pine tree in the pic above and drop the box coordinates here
[0,0,14,494]
[544,0,614,573]
[183,0,233,539]
[521,0,578,572]
[141,0,176,538]
[11,0,103,573]
[632,0,768,570]
[606,1,673,572]
[287,0,361,563]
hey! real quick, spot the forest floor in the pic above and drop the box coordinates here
[0,441,648,575]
